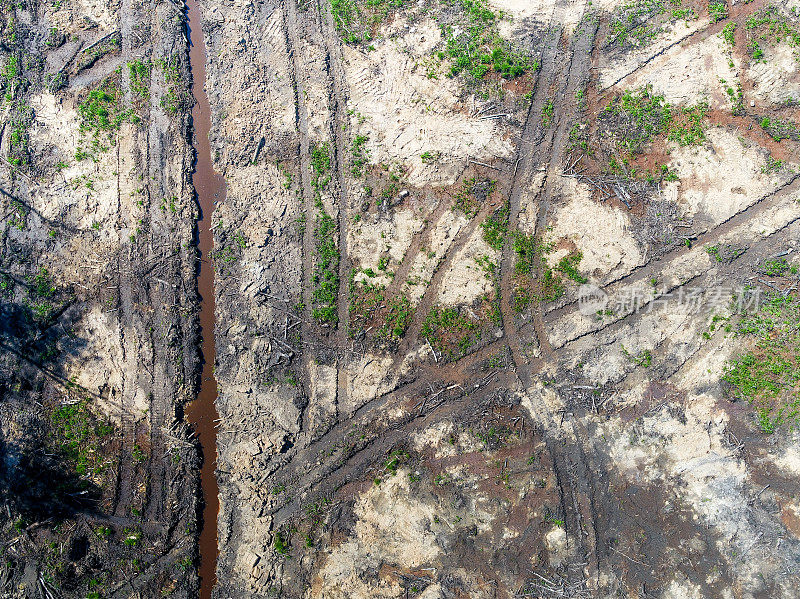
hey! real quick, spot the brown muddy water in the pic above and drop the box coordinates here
[184,1,222,597]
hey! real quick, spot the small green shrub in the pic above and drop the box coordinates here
[273,531,289,555]
[708,1,728,23]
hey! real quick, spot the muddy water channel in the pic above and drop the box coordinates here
[184,1,223,597]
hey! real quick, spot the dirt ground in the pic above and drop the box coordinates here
[3,0,800,598]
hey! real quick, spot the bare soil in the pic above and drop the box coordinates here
[3,0,800,598]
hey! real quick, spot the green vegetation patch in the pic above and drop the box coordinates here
[708,1,728,24]
[2,53,19,83]
[724,293,800,433]
[273,531,290,555]
[481,201,509,250]
[759,257,792,277]
[421,305,481,359]
[349,268,414,342]
[516,244,559,307]
[608,0,696,50]
[313,210,340,324]
[349,277,384,335]
[541,99,554,128]
[600,86,708,163]
[79,84,136,132]
[511,235,585,308]
[24,267,59,321]
[762,155,786,174]
[7,102,33,167]
[556,251,588,284]
[51,401,116,476]
[351,134,370,177]
[331,0,535,85]
[378,294,414,340]
[437,0,536,81]
[331,0,412,44]
[602,86,673,153]
[1,48,34,166]
[667,101,709,146]
[705,243,746,264]
[622,345,652,367]
[156,58,189,116]
[512,232,547,276]
[311,142,332,191]
[128,59,151,100]
[309,141,340,324]
[720,21,736,46]
[759,116,800,142]
[745,5,800,59]
[453,177,496,218]
[76,32,121,72]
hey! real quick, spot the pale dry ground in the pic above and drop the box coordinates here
[599,18,711,91]
[23,90,132,413]
[667,127,792,225]
[9,10,196,426]
[748,42,800,104]
[490,0,601,37]
[546,178,644,282]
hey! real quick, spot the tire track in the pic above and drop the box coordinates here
[544,173,800,348]
[380,184,468,303]
[553,211,800,361]
[265,330,512,494]
[498,8,568,372]
[113,0,138,520]
[317,0,352,417]
[388,198,497,373]
[144,0,173,524]
[489,0,604,587]
[284,0,318,434]
[269,369,512,527]
[528,19,598,362]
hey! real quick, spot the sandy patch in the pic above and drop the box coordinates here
[611,33,737,110]
[29,91,80,162]
[411,420,457,458]
[406,209,470,303]
[669,128,782,226]
[346,353,394,415]
[600,19,709,91]
[206,7,297,162]
[490,0,588,37]
[47,0,120,32]
[517,171,546,234]
[748,43,800,105]
[315,474,440,598]
[308,361,338,432]
[548,178,643,283]
[351,207,425,288]
[661,578,705,599]
[774,441,800,477]
[344,18,514,187]
[437,227,496,306]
